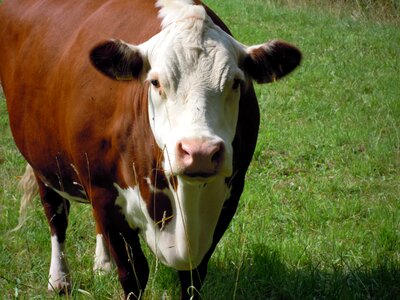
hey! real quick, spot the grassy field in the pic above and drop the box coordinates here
[1,0,399,299]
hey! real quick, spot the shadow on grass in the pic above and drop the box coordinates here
[204,244,399,299]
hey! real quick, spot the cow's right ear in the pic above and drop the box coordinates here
[90,39,147,81]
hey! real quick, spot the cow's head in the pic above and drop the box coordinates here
[90,1,301,183]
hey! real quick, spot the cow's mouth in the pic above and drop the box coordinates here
[186,172,216,178]
[181,171,218,183]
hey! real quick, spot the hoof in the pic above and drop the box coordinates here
[93,260,113,274]
[47,277,71,295]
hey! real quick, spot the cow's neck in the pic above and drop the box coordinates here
[169,176,228,262]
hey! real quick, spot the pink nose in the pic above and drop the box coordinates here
[176,139,224,177]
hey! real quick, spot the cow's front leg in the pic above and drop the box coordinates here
[91,188,149,299]
[93,225,113,273]
[178,256,209,300]
[36,178,71,294]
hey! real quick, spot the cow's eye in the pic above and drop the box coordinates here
[151,79,160,88]
[232,78,242,90]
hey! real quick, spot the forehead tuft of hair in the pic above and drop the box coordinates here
[156,0,206,29]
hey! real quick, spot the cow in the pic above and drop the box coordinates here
[0,0,301,298]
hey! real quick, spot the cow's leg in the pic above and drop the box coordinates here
[178,196,241,300]
[93,225,113,273]
[91,188,149,299]
[36,179,71,293]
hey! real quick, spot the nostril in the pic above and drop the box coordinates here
[175,139,225,177]
[178,142,191,157]
[211,142,224,164]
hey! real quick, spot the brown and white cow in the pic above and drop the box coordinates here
[0,0,301,298]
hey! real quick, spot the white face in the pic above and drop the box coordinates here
[145,19,245,180]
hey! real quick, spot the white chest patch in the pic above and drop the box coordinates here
[114,177,231,270]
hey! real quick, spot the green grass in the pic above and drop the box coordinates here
[1,0,399,299]
[255,0,400,24]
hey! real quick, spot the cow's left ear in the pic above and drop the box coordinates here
[90,39,147,81]
[243,40,302,84]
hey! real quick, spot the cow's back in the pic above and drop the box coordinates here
[0,0,161,187]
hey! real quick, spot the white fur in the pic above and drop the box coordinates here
[12,164,38,231]
[115,177,231,270]
[48,235,70,292]
[141,3,246,179]
[157,0,205,29]
[93,234,113,272]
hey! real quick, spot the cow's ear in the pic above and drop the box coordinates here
[243,40,302,84]
[90,39,147,81]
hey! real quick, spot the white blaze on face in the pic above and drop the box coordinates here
[146,4,245,178]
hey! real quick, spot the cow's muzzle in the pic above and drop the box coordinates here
[175,138,224,179]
